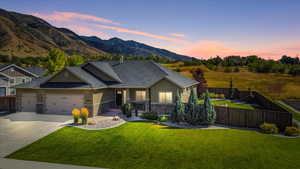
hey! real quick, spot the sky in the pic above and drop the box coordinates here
[1,0,300,59]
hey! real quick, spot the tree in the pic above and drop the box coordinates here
[185,89,199,125]
[172,90,185,123]
[44,49,67,75]
[192,68,207,97]
[203,90,216,124]
[67,54,85,66]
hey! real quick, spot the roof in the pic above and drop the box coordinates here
[23,66,46,77]
[0,64,45,77]
[89,62,122,82]
[107,60,168,88]
[17,60,198,89]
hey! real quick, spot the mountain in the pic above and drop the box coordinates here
[0,8,105,57]
[81,36,192,60]
[0,8,191,60]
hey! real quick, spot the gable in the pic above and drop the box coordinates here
[83,63,118,82]
[48,69,85,83]
[0,66,35,78]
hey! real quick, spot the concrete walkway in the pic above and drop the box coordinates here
[0,158,105,169]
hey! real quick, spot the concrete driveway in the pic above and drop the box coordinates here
[0,112,72,157]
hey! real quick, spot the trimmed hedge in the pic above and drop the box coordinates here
[141,112,158,120]
[284,126,300,136]
[259,123,279,134]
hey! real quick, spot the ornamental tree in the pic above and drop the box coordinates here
[203,90,216,124]
[172,90,185,122]
[185,89,200,125]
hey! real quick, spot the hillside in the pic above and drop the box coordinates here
[163,63,300,100]
[81,36,192,60]
[0,8,105,57]
[0,8,192,60]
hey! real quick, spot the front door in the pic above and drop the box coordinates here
[116,90,123,106]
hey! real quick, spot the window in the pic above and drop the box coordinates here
[159,92,173,103]
[136,91,146,101]
[9,78,14,84]
[10,88,16,95]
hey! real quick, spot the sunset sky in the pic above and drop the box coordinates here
[1,0,300,59]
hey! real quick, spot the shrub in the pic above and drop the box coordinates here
[141,112,158,120]
[208,93,225,99]
[224,67,232,73]
[72,108,80,124]
[233,67,240,72]
[284,126,300,136]
[121,104,132,117]
[159,115,169,122]
[259,123,278,134]
[81,108,89,125]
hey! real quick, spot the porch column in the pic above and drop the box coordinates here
[148,88,151,112]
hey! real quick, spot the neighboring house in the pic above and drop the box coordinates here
[0,64,45,96]
[16,60,198,115]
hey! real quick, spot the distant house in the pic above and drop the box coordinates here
[16,60,198,115]
[0,64,45,96]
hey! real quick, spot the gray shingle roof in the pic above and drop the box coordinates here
[107,60,168,88]
[24,66,46,77]
[65,67,106,88]
[17,60,198,89]
[89,62,122,82]
[0,64,45,77]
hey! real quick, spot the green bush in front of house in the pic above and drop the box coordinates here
[159,115,169,122]
[121,104,132,117]
[259,123,279,134]
[141,112,158,120]
[284,126,300,136]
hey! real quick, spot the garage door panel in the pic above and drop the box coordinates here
[21,93,37,112]
[46,94,84,115]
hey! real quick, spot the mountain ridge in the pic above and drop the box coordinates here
[0,8,191,60]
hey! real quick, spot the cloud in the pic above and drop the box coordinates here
[32,11,120,25]
[31,11,186,43]
[179,40,300,60]
[170,33,185,38]
[94,24,187,43]
[64,25,109,39]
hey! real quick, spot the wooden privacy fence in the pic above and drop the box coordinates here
[214,106,292,130]
[0,96,16,113]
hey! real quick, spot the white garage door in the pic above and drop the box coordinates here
[21,93,37,112]
[46,94,84,115]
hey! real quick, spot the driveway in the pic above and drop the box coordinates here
[0,112,72,157]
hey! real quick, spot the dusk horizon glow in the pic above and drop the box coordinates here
[1,0,299,59]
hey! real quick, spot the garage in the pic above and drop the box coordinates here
[45,94,84,115]
[21,93,37,112]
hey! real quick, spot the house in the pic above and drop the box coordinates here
[16,60,198,116]
[0,64,45,96]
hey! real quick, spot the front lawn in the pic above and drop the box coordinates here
[198,99,255,110]
[7,122,300,169]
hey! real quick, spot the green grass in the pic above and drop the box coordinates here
[7,122,300,169]
[198,99,255,110]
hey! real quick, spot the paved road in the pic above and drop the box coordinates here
[0,112,71,157]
